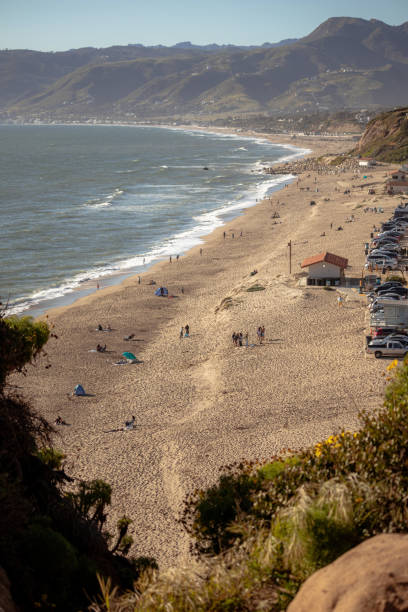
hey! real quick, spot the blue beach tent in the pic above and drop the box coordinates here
[154,286,168,296]
[74,384,86,396]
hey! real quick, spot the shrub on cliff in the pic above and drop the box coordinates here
[0,315,50,386]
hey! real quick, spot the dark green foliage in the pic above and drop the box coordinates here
[67,479,112,530]
[182,463,264,555]
[111,516,134,555]
[23,523,79,609]
[131,556,159,574]
[37,447,65,470]
[301,506,360,568]
[0,315,49,386]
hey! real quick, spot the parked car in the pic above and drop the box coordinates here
[375,293,403,300]
[373,239,401,246]
[369,250,400,258]
[366,340,408,358]
[370,327,406,338]
[366,254,398,262]
[365,259,398,270]
[383,334,408,344]
[369,295,402,309]
[377,287,408,297]
[366,255,398,263]
[368,335,408,347]
[373,281,404,294]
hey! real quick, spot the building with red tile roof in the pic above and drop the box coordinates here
[301,252,348,269]
[301,252,348,286]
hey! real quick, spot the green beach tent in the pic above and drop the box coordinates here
[122,352,136,360]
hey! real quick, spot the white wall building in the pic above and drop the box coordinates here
[301,252,348,286]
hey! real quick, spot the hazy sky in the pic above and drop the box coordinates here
[2,0,407,52]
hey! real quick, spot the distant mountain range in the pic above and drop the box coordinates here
[1,17,407,121]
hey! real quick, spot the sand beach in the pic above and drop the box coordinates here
[12,132,401,568]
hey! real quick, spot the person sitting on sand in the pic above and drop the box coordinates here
[97,324,103,331]
[55,416,67,425]
[124,416,136,430]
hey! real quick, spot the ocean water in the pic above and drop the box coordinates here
[0,124,306,315]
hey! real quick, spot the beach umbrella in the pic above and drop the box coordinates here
[122,352,136,360]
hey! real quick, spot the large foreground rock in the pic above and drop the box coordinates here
[288,534,408,612]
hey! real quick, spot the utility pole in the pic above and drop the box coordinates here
[288,240,292,275]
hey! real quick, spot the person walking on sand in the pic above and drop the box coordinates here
[337,295,344,307]
[238,332,243,347]
[180,326,184,339]
[184,324,190,337]
[244,331,249,347]
[169,255,172,263]
[200,248,203,256]
[257,326,262,344]
[223,231,226,239]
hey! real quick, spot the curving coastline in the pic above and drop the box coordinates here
[12,131,396,568]
[4,125,303,318]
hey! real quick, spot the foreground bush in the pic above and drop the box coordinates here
[91,360,408,610]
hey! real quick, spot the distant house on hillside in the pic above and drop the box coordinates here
[359,158,376,167]
[301,252,348,286]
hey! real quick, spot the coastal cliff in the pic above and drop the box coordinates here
[355,106,408,162]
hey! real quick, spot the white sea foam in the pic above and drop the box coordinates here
[6,170,293,317]
[6,128,302,316]
[83,188,124,209]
